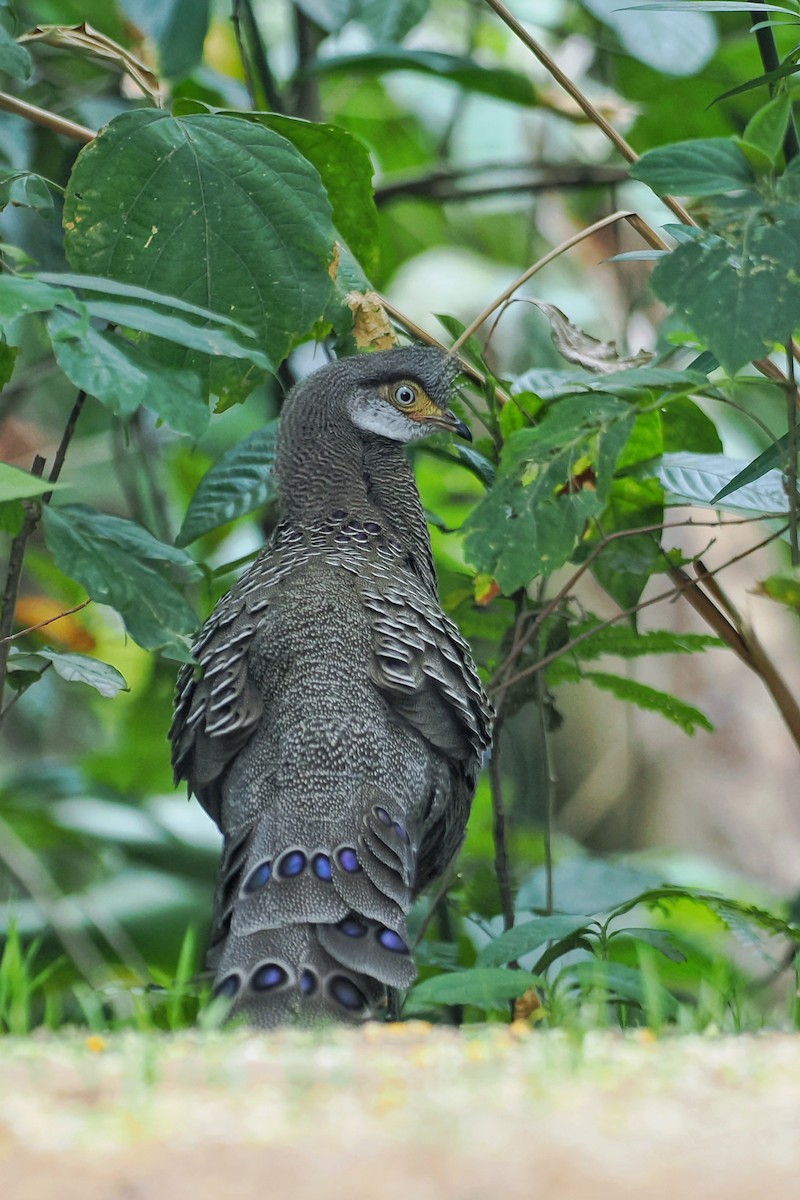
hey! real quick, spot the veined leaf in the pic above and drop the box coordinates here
[476,915,593,967]
[659,451,791,515]
[34,650,129,697]
[176,423,278,546]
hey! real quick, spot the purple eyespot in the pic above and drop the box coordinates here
[331,509,347,520]
[374,806,392,827]
[329,975,368,1012]
[336,847,362,873]
[392,821,410,844]
[338,915,368,938]
[364,521,381,535]
[277,850,307,878]
[243,861,271,892]
[214,974,240,999]
[300,969,318,996]
[312,853,333,881]
[377,928,408,954]
[352,530,369,544]
[252,963,288,991]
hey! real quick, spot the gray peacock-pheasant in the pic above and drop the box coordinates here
[170,345,493,1026]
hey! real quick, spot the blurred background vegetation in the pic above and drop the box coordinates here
[1,0,799,1032]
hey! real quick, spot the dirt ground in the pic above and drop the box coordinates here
[1,1023,799,1200]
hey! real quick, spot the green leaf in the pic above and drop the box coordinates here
[590,476,664,612]
[738,93,792,166]
[711,436,789,502]
[81,301,271,368]
[0,463,60,502]
[651,211,800,374]
[0,24,31,81]
[631,138,755,196]
[47,310,209,437]
[476,915,593,967]
[176,423,278,546]
[659,451,791,515]
[661,396,723,453]
[0,499,23,534]
[63,110,336,394]
[582,669,714,734]
[118,0,210,79]
[249,114,379,274]
[562,959,678,1017]
[463,396,635,591]
[551,621,723,664]
[0,275,79,323]
[307,48,539,107]
[410,967,543,1011]
[41,505,199,656]
[37,272,262,333]
[612,927,687,963]
[517,857,664,914]
[357,0,430,41]
[582,0,717,77]
[758,570,800,613]
[34,650,129,697]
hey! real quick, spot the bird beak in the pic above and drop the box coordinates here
[423,408,472,441]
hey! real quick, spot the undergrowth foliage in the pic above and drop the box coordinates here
[0,0,799,1031]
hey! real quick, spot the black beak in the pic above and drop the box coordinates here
[425,408,472,441]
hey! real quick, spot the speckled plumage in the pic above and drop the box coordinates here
[170,346,493,1026]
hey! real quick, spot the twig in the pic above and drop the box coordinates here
[374,160,625,203]
[489,718,515,932]
[481,0,694,226]
[451,209,651,351]
[0,456,46,715]
[233,0,284,112]
[0,811,105,984]
[493,524,787,693]
[786,340,799,566]
[0,391,87,714]
[0,90,94,143]
[0,597,92,645]
[749,3,800,162]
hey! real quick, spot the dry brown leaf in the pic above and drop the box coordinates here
[346,290,397,352]
[19,23,163,105]
[532,300,651,375]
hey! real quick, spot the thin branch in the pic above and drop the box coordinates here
[493,525,785,690]
[0,597,92,645]
[233,0,284,112]
[480,0,693,226]
[749,3,800,162]
[0,811,105,984]
[375,163,627,205]
[0,391,87,714]
[489,719,515,931]
[451,209,648,351]
[0,456,46,716]
[0,90,94,143]
[786,340,799,566]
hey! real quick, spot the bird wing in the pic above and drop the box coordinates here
[169,529,305,824]
[359,570,493,780]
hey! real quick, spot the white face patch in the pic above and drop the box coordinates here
[348,395,429,442]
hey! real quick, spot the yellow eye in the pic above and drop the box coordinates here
[394,383,416,407]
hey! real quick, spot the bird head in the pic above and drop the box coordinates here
[340,346,471,444]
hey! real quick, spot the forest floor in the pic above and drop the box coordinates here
[1,1023,798,1199]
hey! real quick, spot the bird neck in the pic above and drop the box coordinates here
[276,409,437,593]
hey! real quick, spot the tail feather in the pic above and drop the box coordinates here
[213,925,387,1028]
[208,790,423,1025]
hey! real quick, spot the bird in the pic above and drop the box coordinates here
[169,345,493,1027]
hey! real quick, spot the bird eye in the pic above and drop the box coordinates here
[394,384,416,407]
